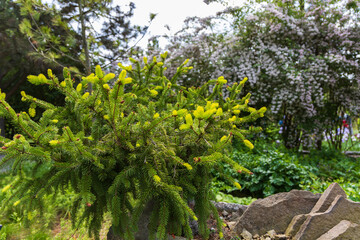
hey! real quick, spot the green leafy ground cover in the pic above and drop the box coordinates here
[212,141,360,202]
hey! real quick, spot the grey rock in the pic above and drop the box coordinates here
[294,195,360,240]
[267,229,276,238]
[229,211,241,221]
[135,200,154,240]
[189,218,199,236]
[275,234,288,240]
[241,229,253,240]
[227,221,237,231]
[317,220,360,240]
[235,190,321,236]
[222,210,229,216]
[213,201,248,213]
[237,205,248,217]
[311,182,347,214]
[285,214,307,237]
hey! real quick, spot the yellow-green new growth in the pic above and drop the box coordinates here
[183,163,193,170]
[228,116,236,122]
[49,140,60,146]
[28,108,36,117]
[220,135,228,142]
[103,84,110,90]
[185,114,193,126]
[118,70,132,85]
[2,184,11,193]
[153,175,161,183]
[193,106,205,119]
[179,124,190,130]
[47,69,53,78]
[95,65,104,78]
[160,51,168,59]
[243,139,254,150]
[76,83,82,92]
[177,109,188,116]
[216,108,223,116]
[103,73,116,82]
[234,182,241,189]
[153,113,160,119]
[118,63,133,71]
[150,89,158,97]
[82,92,89,99]
[217,76,227,84]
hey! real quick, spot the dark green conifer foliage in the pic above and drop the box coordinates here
[0,53,265,239]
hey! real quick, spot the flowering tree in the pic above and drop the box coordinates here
[161,0,360,150]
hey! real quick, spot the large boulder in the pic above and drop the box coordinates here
[285,182,347,236]
[234,190,321,236]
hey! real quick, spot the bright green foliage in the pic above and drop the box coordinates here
[232,149,311,197]
[0,54,264,239]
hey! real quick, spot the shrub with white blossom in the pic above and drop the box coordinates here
[160,0,360,150]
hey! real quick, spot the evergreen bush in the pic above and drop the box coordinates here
[0,53,265,239]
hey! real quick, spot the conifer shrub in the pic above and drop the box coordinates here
[0,53,265,240]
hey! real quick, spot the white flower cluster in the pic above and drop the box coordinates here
[153,0,360,148]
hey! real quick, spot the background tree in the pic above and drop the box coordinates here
[17,0,151,75]
[1,0,150,136]
[0,0,66,137]
[159,0,360,150]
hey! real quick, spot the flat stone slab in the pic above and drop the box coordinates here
[235,190,321,236]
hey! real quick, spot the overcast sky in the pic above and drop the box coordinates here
[45,0,241,48]
[120,0,240,47]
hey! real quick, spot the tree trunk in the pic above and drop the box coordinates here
[0,118,5,137]
[78,0,91,77]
